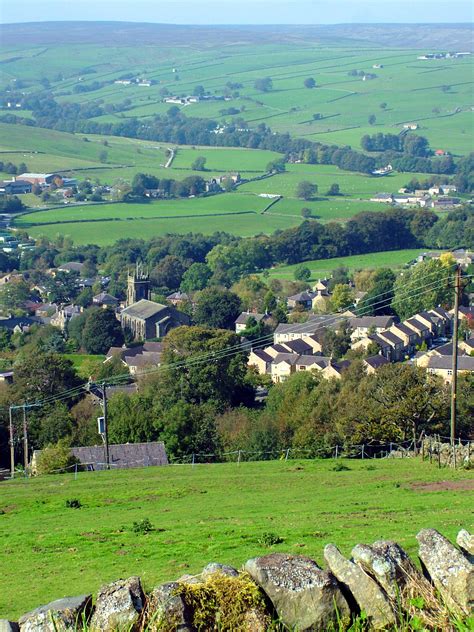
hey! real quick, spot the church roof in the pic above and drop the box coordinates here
[121,299,168,320]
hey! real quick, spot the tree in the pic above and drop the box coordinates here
[180,263,212,293]
[296,181,318,201]
[152,326,252,411]
[35,438,79,475]
[191,156,207,171]
[391,259,453,321]
[13,352,80,401]
[331,284,354,311]
[379,102,387,109]
[326,183,340,196]
[81,308,124,354]
[266,159,285,173]
[150,255,185,290]
[321,320,352,359]
[0,279,31,314]
[193,85,206,97]
[368,114,376,126]
[254,77,273,92]
[301,207,312,219]
[194,287,241,330]
[294,265,311,282]
[44,270,79,304]
[99,150,108,163]
[304,77,316,89]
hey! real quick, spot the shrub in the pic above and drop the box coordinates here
[35,439,79,475]
[132,517,154,534]
[65,498,82,509]
[332,462,351,471]
[258,532,284,546]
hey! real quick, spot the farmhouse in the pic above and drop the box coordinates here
[235,311,271,334]
[0,179,32,194]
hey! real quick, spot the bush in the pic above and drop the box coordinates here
[257,532,284,546]
[35,439,79,475]
[332,462,351,471]
[65,498,82,509]
[132,517,154,534]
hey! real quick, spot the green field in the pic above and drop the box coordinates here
[265,249,428,280]
[0,458,472,619]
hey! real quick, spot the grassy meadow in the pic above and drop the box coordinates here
[1,458,472,619]
[264,249,428,280]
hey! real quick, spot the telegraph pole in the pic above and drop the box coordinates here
[102,383,110,470]
[23,403,29,473]
[9,406,14,479]
[450,265,461,446]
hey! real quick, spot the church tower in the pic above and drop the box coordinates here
[127,262,150,306]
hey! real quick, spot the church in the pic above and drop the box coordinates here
[120,264,191,341]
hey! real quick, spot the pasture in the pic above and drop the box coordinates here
[0,458,472,619]
[264,249,428,280]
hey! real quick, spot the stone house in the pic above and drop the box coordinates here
[120,300,190,341]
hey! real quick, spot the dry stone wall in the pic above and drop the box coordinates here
[2,528,472,631]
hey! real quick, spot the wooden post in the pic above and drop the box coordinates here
[361,445,365,459]
[9,406,14,479]
[23,403,28,474]
[335,445,339,459]
[237,450,241,465]
[450,265,461,446]
[285,448,290,461]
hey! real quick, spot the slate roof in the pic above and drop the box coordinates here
[58,262,84,273]
[429,307,451,320]
[405,317,430,333]
[287,291,315,302]
[93,292,119,305]
[235,311,266,325]
[167,291,189,301]
[379,331,404,346]
[0,316,39,330]
[70,442,168,470]
[282,339,313,354]
[426,356,474,370]
[275,315,342,336]
[391,323,416,337]
[349,316,394,329]
[272,353,300,365]
[250,349,273,363]
[365,355,390,370]
[121,299,168,320]
[295,356,330,368]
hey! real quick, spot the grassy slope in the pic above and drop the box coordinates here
[265,249,428,280]
[0,458,472,618]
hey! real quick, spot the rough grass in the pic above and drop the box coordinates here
[0,458,472,619]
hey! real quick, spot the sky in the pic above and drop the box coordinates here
[1,0,473,25]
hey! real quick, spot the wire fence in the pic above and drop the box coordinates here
[11,434,471,478]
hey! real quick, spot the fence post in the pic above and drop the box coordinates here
[429,437,432,463]
[361,445,365,459]
[192,453,195,468]
[237,450,241,465]
[74,463,78,480]
[335,445,339,459]
[437,448,441,469]
[421,440,425,461]
[453,445,456,469]
[285,448,290,461]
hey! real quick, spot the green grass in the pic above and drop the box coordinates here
[0,458,472,619]
[265,249,427,280]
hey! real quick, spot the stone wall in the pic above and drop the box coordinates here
[422,436,473,468]
[2,528,472,631]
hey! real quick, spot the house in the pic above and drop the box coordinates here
[377,330,406,361]
[351,333,393,359]
[0,180,32,194]
[248,349,273,375]
[430,198,461,209]
[389,322,419,353]
[105,342,163,374]
[403,123,418,130]
[93,292,119,309]
[427,307,452,335]
[364,355,390,374]
[404,317,432,342]
[57,261,85,275]
[426,355,474,383]
[321,360,350,380]
[457,306,474,322]
[286,290,315,310]
[235,311,270,334]
[0,370,14,384]
[270,353,300,382]
[279,338,314,356]
[274,315,343,344]
[295,356,330,372]
[51,305,82,330]
[0,316,39,333]
[167,291,191,308]
[263,343,291,358]
[121,300,190,341]
[349,316,396,341]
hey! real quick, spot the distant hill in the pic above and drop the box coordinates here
[1,21,473,50]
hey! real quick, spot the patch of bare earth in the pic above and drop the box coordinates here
[410,480,474,492]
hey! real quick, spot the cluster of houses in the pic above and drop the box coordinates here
[244,304,474,384]
[370,185,461,209]
[417,52,471,60]
[0,172,77,197]
[163,94,231,106]
[114,78,155,87]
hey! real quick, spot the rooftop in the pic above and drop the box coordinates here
[121,299,169,320]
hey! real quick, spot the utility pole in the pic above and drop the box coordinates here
[9,406,14,479]
[102,383,110,470]
[450,265,461,446]
[23,403,29,473]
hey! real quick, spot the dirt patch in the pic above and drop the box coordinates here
[410,479,474,492]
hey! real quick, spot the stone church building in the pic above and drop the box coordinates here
[121,264,190,341]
